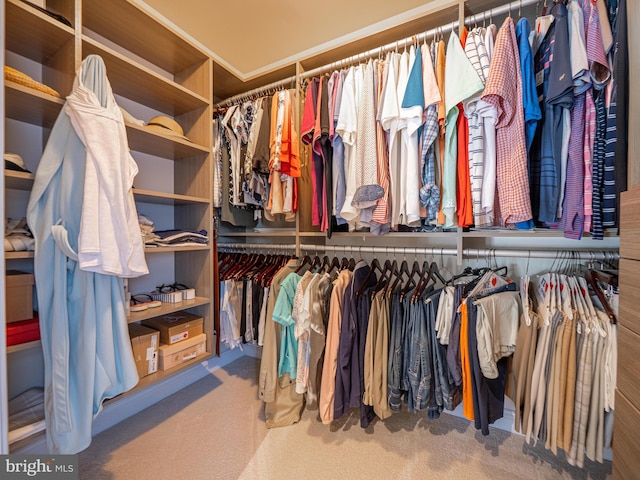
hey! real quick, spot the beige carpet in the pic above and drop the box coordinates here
[78,356,612,480]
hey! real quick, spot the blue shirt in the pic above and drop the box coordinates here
[272,272,302,379]
[516,17,542,154]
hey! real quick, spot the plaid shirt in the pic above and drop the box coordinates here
[420,104,440,223]
[480,17,532,226]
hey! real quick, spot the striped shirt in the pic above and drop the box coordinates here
[602,83,617,227]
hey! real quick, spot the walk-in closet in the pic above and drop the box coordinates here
[1,0,638,478]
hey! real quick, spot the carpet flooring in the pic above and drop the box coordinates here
[78,355,612,480]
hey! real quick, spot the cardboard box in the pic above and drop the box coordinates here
[6,316,40,346]
[6,270,34,323]
[141,312,203,345]
[158,333,206,371]
[128,323,159,378]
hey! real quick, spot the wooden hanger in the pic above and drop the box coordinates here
[584,269,617,324]
[356,258,382,298]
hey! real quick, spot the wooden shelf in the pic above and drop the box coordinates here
[7,340,41,354]
[126,123,209,159]
[127,296,210,323]
[82,0,208,77]
[133,189,209,206]
[219,231,297,238]
[5,0,75,62]
[5,81,65,127]
[8,420,46,446]
[82,36,209,116]
[144,245,210,253]
[5,170,35,191]
[5,251,35,259]
[105,352,214,403]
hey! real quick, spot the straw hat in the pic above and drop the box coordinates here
[4,66,60,98]
[4,153,31,173]
[144,116,192,142]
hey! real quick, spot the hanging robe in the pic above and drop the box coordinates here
[27,55,144,454]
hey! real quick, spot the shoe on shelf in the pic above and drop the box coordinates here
[131,294,162,312]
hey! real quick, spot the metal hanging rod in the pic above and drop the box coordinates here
[462,248,619,261]
[299,244,619,261]
[214,75,297,109]
[299,244,458,257]
[219,243,296,251]
[300,0,539,80]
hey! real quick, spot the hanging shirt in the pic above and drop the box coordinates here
[516,18,542,155]
[395,49,411,226]
[380,52,402,229]
[443,31,484,228]
[531,3,574,224]
[371,58,391,232]
[212,118,223,208]
[301,79,321,226]
[435,40,447,225]
[319,269,353,424]
[353,60,383,211]
[419,43,441,225]
[481,17,533,227]
[272,272,302,379]
[333,70,347,225]
[400,46,425,226]
[336,66,360,227]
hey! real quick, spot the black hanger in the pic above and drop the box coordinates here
[294,254,313,274]
[356,258,382,298]
[399,261,421,300]
[327,256,341,274]
[372,259,394,297]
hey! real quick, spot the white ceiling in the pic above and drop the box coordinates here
[137,0,447,81]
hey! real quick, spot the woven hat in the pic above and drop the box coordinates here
[144,116,192,142]
[4,66,60,98]
[4,153,31,173]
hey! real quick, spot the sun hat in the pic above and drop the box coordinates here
[144,116,192,142]
[4,66,60,98]
[4,153,31,173]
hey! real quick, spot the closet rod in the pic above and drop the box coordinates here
[219,243,296,251]
[214,75,297,109]
[300,0,539,80]
[299,244,458,257]
[299,244,619,261]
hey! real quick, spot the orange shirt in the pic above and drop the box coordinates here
[460,299,474,421]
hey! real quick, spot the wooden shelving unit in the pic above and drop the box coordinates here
[133,188,209,206]
[3,0,216,451]
[4,170,34,191]
[4,82,64,128]
[126,296,210,324]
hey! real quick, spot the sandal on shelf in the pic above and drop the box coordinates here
[131,294,162,312]
[154,282,195,301]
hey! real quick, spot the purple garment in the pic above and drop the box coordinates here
[562,93,586,239]
[334,261,369,420]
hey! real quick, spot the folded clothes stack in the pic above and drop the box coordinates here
[152,229,208,247]
[5,217,35,252]
[138,213,160,245]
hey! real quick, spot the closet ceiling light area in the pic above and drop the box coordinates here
[138,0,462,100]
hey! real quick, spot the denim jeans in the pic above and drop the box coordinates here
[406,296,433,413]
[387,291,405,412]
